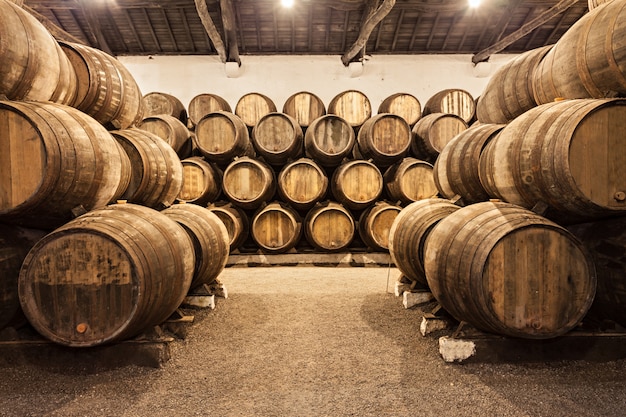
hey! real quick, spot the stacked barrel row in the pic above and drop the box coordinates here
[0,1,230,348]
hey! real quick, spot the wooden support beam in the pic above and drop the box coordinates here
[341,0,395,66]
[348,0,381,64]
[79,0,113,55]
[23,5,86,45]
[472,0,579,64]
[194,0,227,63]
[219,0,240,64]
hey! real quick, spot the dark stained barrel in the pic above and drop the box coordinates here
[304,114,355,167]
[354,113,411,167]
[251,112,304,166]
[222,157,276,210]
[207,201,249,251]
[141,92,188,124]
[251,202,302,253]
[304,201,355,252]
[178,157,223,206]
[195,111,254,166]
[137,114,191,156]
[358,202,402,251]
[383,157,438,204]
[411,113,468,163]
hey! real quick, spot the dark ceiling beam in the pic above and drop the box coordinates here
[142,8,162,53]
[179,7,197,53]
[487,1,519,47]
[351,0,381,62]
[472,0,579,64]
[160,8,179,51]
[79,0,113,55]
[23,5,86,44]
[194,0,227,62]
[219,0,240,64]
[341,0,395,66]
[390,9,404,51]
[123,8,145,53]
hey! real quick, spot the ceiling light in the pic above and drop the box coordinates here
[281,0,294,7]
[468,0,481,7]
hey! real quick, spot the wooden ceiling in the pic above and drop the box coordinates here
[23,0,589,65]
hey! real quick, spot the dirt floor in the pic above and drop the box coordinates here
[2,266,626,417]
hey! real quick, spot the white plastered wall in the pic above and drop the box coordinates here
[118,54,517,111]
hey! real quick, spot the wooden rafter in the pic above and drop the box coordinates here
[79,0,113,55]
[219,0,240,64]
[194,0,227,62]
[341,0,395,66]
[23,5,86,45]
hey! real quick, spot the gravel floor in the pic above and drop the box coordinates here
[1,266,626,417]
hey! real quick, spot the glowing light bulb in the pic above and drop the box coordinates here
[281,0,294,7]
[468,0,481,7]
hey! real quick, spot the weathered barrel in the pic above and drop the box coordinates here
[0,101,130,229]
[112,128,184,209]
[476,45,553,124]
[422,89,476,124]
[358,202,402,251]
[235,93,277,128]
[304,201,355,252]
[331,160,383,211]
[207,201,249,251]
[277,158,328,211]
[533,1,626,104]
[588,0,613,10]
[388,198,460,285]
[141,92,188,124]
[424,201,596,339]
[137,114,191,156]
[378,93,422,126]
[328,90,372,129]
[195,111,254,166]
[383,157,438,204]
[304,114,356,167]
[434,123,504,203]
[282,91,326,128]
[162,203,230,289]
[251,112,304,166]
[178,157,223,205]
[251,202,302,253]
[354,113,411,167]
[411,113,468,163]
[18,203,195,347]
[478,99,626,221]
[222,157,276,210]
[60,42,143,130]
[188,93,232,128]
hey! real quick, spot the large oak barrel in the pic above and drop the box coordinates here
[478,99,626,221]
[188,93,232,128]
[378,93,422,126]
[383,157,438,204]
[282,91,326,128]
[251,112,304,166]
[304,114,355,167]
[60,42,143,130]
[207,201,249,251]
[424,201,596,339]
[195,111,254,166]
[422,89,476,124]
[178,157,223,206]
[304,201,355,252]
[141,92,188,124]
[222,157,276,210]
[137,114,191,156]
[235,92,277,128]
[476,45,553,124]
[434,123,504,204]
[388,198,460,285]
[328,90,372,129]
[18,203,195,347]
[251,202,302,253]
[0,101,130,229]
[277,158,328,211]
[358,202,402,251]
[162,203,230,289]
[354,113,411,167]
[112,128,184,209]
[533,1,626,104]
[588,0,613,10]
[331,160,383,211]
[411,112,468,163]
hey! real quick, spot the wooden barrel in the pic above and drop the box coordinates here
[383,157,438,204]
[304,201,355,252]
[207,201,249,251]
[251,112,304,166]
[178,157,223,205]
[304,114,355,167]
[423,201,596,339]
[222,157,276,210]
[50,41,78,106]
[422,89,476,124]
[18,203,195,347]
[137,114,191,156]
[251,202,302,253]
[411,113,468,163]
[358,202,402,251]
[112,128,184,209]
[588,0,614,10]
[331,160,383,210]
[0,101,130,229]
[378,93,422,126]
[141,92,188,124]
[277,158,328,211]
[162,203,230,289]
[195,111,254,166]
[388,198,460,284]
[476,45,553,124]
[478,99,626,221]
[328,90,372,129]
[60,42,143,130]
[188,93,232,128]
[354,113,411,167]
[433,123,504,204]
[533,1,626,104]
[282,91,326,128]
[235,92,277,128]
